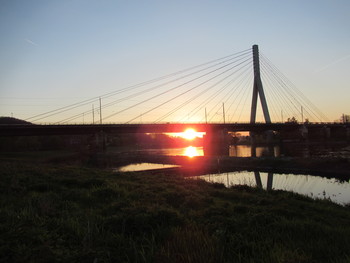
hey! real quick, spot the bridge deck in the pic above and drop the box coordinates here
[0,123,348,137]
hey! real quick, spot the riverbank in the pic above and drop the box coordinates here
[92,152,350,179]
[0,159,349,262]
[1,149,349,179]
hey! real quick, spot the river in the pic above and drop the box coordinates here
[192,171,350,205]
[114,144,350,205]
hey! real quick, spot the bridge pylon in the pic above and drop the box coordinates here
[250,45,271,124]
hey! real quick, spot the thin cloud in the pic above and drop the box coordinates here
[314,54,350,73]
[24,38,38,46]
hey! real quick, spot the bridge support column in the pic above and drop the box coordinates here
[250,45,271,124]
[249,45,273,148]
[203,129,229,156]
[250,131,257,157]
[322,126,331,141]
[300,125,308,141]
[266,130,275,144]
[95,131,107,152]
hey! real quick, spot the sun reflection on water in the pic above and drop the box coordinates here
[184,146,202,158]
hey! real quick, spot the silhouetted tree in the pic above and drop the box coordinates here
[341,114,350,123]
[286,117,298,123]
[0,117,32,125]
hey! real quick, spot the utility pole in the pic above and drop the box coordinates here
[222,103,226,124]
[92,104,95,124]
[301,106,304,123]
[99,98,102,124]
[281,110,283,123]
[205,108,208,124]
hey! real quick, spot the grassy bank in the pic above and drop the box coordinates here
[1,159,350,262]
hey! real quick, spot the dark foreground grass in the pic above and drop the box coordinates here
[0,161,349,263]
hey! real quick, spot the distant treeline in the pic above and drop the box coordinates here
[0,117,203,151]
[0,117,32,125]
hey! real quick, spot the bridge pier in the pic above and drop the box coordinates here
[249,130,275,157]
[329,125,349,141]
[95,131,107,152]
[323,126,331,141]
[300,125,308,141]
[203,128,230,156]
[249,131,274,144]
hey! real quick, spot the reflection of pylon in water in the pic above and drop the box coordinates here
[254,171,273,191]
[250,45,271,124]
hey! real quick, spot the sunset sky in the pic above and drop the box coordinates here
[1,0,349,123]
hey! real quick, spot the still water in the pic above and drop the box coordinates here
[138,146,204,157]
[193,171,350,205]
[136,144,347,158]
[138,145,280,157]
[116,162,350,205]
[116,163,179,172]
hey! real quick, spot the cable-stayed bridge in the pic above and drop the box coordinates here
[22,45,328,125]
[1,45,349,146]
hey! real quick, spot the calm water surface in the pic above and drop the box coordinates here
[138,145,279,157]
[117,144,349,205]
[137,144,346,158]
[116,162,350,205]
[116,163,179,172]
[193,171,350,205]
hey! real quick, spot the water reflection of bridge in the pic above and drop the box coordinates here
[198,171,350,205]
[254,171,273,191]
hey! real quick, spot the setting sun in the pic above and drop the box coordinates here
[179,128,204,140]
[167,128,204,140]
[182,128,198,140]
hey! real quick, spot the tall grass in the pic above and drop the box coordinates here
[0,160,349,262]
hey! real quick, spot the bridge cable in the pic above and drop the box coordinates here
[155,58,253,123]
[260,62,300,121]
[181,61,253,123]
[260,56,313,121]
[103,54,252,122]
[57,50,252,124]
[27,48,251,123]
[260,53,328,121]
[124,56,253,123]
[207,65,253,122]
